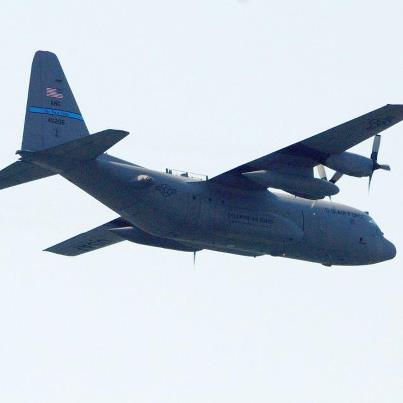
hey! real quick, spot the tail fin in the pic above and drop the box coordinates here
[22,50,89,151]
[0,51,111,190]
[0,50,129,190]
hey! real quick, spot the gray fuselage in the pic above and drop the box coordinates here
[55,155,396,266]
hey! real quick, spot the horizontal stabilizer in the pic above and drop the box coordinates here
[0,160,55,190]
[19,129,129,163]
[45,217,130,256]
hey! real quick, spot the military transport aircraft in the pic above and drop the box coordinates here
[0,51,400,266]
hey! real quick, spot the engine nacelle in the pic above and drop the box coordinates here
[243,170,339,200]
[325,152,373,177]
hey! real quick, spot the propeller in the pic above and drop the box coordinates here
[316,164,341,200]
[316,164,342,192]
[329,171,343,184]
[368,134,391,191]
[317,164,343,184]
[317,164,327,181]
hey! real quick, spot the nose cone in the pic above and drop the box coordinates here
[382,238,397,261]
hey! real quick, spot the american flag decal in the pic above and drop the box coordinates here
[45,87,64,99]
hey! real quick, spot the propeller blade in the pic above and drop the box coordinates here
[330,171,343,184]
[317,164,327,181]
[377,163,391,171]
[371,134,381,162]
[368,173,373,193]
[369,135,391,190]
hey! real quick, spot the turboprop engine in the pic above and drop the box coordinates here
[320,134,391,190]
[243,170,339,200]
[325,152,377,177]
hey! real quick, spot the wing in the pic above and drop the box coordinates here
[210,104,403,189]
[45,217,203,256]
[45,217,130,256]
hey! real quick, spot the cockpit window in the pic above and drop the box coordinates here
[368,217,384,236]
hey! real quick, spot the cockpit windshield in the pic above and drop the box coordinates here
[368,216,384,236]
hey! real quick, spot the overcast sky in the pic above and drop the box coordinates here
[0,1,402,402]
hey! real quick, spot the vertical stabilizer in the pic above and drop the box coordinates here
[22,51,89,151]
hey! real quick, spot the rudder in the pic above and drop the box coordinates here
[22,51,89,151]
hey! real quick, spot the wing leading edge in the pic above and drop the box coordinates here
[210,104,403,190]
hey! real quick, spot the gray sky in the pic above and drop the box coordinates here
[0,1,402,402]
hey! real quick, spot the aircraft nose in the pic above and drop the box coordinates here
[382,238,396,261]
